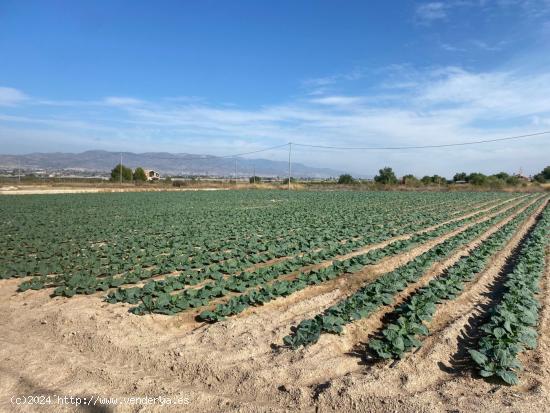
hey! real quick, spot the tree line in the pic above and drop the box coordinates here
[336,165,550,186]
[110,164,148,182]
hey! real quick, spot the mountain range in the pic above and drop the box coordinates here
[0,150,342,178]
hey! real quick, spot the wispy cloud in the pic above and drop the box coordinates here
[415,2,448,23]
[471,39,508,51]
[439,42,466,52]
[308,96,365,106]
[302,68,364,90]
[0,86,28,106]
[417,0,550,25]
[103,97,144,107]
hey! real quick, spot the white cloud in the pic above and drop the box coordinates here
[471,39,508,51]
[302,68,364,90]
[309,96,365,106]
[415,2,448,23]
[103,97,144,107]
[0,86,27,106]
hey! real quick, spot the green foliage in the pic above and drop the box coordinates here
[468,172,488,185]
[249,176,262,184]
[133,167,147,182]
[368,200,542,362]
[493,172,510,180]
[282,196,538,348]
[453,172,468,182]
[110,163,133,182]
[470,206,549,385]
[402,174,420,186]
[533,174,546,183]
[533,166,550,183]
[337,174,355,184]
[420,175,446,185]
[374,167,398,184]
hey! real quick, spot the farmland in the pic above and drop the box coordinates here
[1,190,549,412]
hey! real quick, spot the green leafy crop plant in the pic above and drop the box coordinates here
[282,196,541,349]
[469,201,549,385]
[3,191,513,283]
[196,197,534,323]
[368,199,546,363]
[108,195,526,310]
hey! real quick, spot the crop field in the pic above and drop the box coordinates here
[1,190,549,412]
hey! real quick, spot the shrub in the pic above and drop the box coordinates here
[337,174,355,184]
[374,167,398,184]
[110,164,133,182]
[133,167,147,182]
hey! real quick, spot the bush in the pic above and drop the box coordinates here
[110,164,133,182]
[468,172,487,186]
[420,176,432,185]
[337,174,355,184]
[249,176,262,184]
[431,175,446,185]
[453,172,467,182]
[374,167,398,184]
[533,166,550,183]
[486,176,504,189]
[133,167,147,182]
[402,174,420,186]
[493,172,510,180]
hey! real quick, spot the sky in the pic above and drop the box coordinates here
[0,0,549,177]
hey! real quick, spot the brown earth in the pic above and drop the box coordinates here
[0,198,548,413]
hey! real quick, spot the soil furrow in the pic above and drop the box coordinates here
[374,199,548,394]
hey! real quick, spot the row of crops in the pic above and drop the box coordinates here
[1,190,548,386]
[282,197,542,348]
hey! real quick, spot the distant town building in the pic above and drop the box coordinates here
[143,169,160,181]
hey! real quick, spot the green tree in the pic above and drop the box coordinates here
[110,164,133,182]
[420,176,432,185]
[505,175,520,186]
[431,175,446,185]
[534,174,545,183]
[282,177,296,184]
[133,167,147,182]
[468,172,487,186]
[249,176,262,184]
[337,174,355,184]
[493,172,510,180]
[402,174,419,186]
[486,176,505,189]
[374,167,398,184]
[533,166,550,183]
[453,172,467,182]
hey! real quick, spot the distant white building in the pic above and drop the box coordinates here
[143,169,160,181]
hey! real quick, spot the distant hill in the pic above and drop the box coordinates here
[0,150,343,178]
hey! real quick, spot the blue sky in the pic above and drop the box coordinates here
[1,0,549,177]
